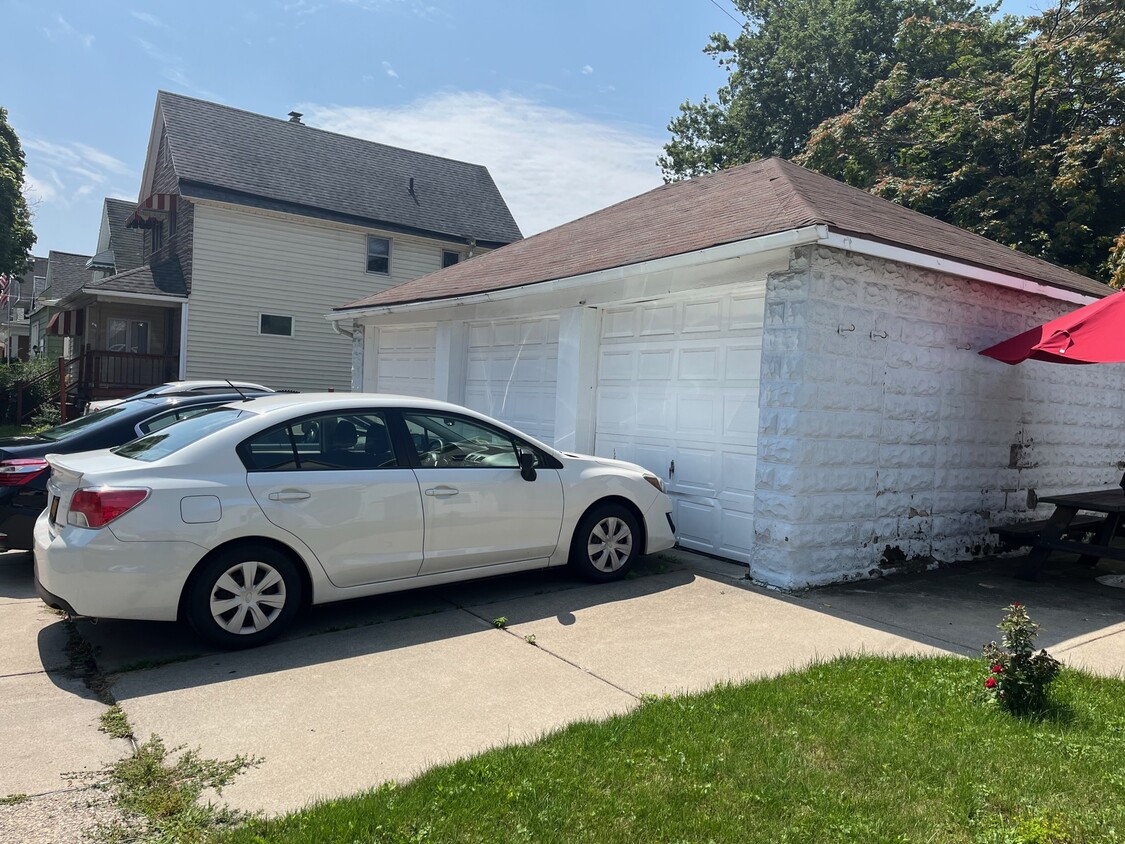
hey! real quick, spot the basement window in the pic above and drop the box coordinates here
[366,236,391,275]
[259,314,294,337]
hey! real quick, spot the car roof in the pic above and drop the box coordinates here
[123,392,265,413]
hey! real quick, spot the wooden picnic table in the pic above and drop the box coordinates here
[1016,488,1125,580]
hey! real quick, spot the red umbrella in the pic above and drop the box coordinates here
[980,290,1125,365]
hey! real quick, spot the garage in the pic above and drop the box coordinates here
[375,325,435,398]
[464,317,559,443]
[594,291,764,562]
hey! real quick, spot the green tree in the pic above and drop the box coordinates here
[0,107,36,280]
[797,0,1125,283]
[659,0,992,180]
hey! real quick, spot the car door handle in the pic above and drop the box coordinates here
[425,486,459,497]
[269,489,311,502]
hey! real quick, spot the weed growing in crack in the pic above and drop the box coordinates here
[99,706,133,740]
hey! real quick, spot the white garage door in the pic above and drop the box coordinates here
[376,326,436,398]
[594,292,764,562]
[464,317,559,444]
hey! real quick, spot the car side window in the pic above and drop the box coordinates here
[403,412,534,469]
[241,412,397,471]
[137,405,217,436]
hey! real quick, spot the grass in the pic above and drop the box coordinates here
[99,705,133,740]
[218,655,1125,844]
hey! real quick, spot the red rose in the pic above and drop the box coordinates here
[985,677,997,689]
[991,664,1003,673]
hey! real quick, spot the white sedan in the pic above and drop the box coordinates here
[35,394,676,648]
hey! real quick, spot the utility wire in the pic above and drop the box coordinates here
[707,0,745,27]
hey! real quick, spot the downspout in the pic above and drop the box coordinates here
[331,319,354,339]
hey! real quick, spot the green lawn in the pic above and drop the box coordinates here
[219,656,1125,844]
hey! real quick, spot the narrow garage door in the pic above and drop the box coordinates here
[594,292,764,563]
[375,325,436,398]
[464,317,559,444]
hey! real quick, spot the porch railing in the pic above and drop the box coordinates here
[13,349,179,424]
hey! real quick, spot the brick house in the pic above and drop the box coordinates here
[329,157,1121,588]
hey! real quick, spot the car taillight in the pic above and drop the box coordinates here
[0,458,50,486]
[68,488,150,528]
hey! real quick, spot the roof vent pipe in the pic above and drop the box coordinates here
[288,111,303,124]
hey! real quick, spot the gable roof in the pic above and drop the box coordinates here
[152,91,522,247]
[42,251,93,301]
[337,157,1107,312]
[104,198,146,272]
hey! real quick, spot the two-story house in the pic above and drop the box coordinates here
[54,91,521,401]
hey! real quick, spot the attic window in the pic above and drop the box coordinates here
[442,250,460,268]
[366,236,391,275]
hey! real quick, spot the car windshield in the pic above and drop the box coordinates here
[114,407,249,462]
[38,404,133,441]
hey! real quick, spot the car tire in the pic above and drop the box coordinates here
[184,545,303,649]
[569,503,641,582]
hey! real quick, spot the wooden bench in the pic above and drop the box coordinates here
[990,514,1106,548]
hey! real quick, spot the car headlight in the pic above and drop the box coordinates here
[643,474,665,493]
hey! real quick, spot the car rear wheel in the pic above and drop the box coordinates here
[569,504,640,582]
[185,545,302,648]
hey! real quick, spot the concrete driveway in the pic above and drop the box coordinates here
[3,547,1124,833]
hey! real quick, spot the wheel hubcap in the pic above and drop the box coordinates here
[587,517,633,572]
[209,560,287,635]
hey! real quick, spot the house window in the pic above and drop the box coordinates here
[259,313,294,337]
[152,221,164,251]
[442,250,460,269]
[366,236,391,275]
[108,318,150,353]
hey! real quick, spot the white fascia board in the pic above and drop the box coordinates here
[326,225,823,322]
[83,290,187,306]
[818,230,1099,306]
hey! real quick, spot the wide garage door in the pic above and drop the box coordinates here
[376,326,436,398]
[464,317,559,443]
[594,291,764,562]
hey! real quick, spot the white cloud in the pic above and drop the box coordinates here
[21,139,133,217]
[304,92,664,235]
[581,65,594,75]
[130,10,166,27]
[382,61,399,79]
[43,14,95,48]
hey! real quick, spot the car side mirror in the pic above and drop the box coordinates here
[518,450,537,482]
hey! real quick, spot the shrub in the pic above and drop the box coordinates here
[982,602,1061,715]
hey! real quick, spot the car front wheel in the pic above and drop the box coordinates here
[570,504,640,582]
[185,545,302,648]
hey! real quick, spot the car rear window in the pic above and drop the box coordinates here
[113,408,249,462]
[38,404,132,441]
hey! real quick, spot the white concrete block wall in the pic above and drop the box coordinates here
[753,245,1125,589]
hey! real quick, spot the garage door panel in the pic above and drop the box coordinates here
[683,300,722,332]
[464,317,559,445]
[674,498,719,552]
[724,395,760,439]
[639,349,674,379]
[671,447,717,496]
[376,326,436,398]
[595,292,763,562]
[679,347,720,380]
[717,510,755,562]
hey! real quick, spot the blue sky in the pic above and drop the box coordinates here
[4,0,1043,258]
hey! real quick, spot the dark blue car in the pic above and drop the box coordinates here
[0,392,263,549]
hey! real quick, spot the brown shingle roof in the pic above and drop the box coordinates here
[336,157,1106,312]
